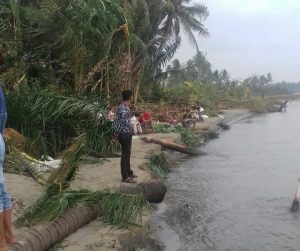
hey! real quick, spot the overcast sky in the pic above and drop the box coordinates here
[175,0,300,82]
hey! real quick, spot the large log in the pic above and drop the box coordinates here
[8,181,166,251]
[8,205,99,251]
[142,137,207,156]
[120,180,167,203]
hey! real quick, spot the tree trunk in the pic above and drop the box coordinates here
[120,180,167,204]
[8,205,99,251]
[8,181,166,251]
[106,60,110,100]
[142,137,207,156]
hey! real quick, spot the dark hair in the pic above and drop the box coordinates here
[122,90,133,101]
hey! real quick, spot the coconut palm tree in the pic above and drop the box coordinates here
[159,0,209,50]
[1,0,126,95]
[126,0,209,99]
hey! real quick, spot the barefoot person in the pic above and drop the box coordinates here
[113,90,137,183]
[0,87,16,250]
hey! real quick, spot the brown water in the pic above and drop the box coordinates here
[151,101,300,251]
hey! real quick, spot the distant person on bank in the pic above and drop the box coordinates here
[0,87,16,250]
[113,90,137,183]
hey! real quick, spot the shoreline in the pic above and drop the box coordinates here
[7,109,250,251]
[59,108,250,251]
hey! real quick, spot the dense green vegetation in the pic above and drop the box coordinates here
[0,0,210,154]
[155,53,285,108]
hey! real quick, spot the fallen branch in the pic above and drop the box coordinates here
[5,148,49,186]
[142,137,207,156]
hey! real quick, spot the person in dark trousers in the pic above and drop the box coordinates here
[113,90,137,183]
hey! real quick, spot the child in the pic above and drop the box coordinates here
[192,106,200,121]
[130,112,143,135]
[106,106,114,121]
[169,113,178,126]
[197,105,204,122]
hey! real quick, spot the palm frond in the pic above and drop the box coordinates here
[98,192,147,227]
[184,4,209,20]
[6,87,109,157]
[153,36,181,69]
[17,189,147,228]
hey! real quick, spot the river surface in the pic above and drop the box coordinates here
[151,101,300,251]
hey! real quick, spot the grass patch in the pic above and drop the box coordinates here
[153,124,203,147]
[146,154,171,178]
[180,129,203,147]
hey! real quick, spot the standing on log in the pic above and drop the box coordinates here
[112,90,138,183]
[0,87,16,250]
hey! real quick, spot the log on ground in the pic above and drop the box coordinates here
[142,137,207,156]
[8,205,98,251]
[120,180,167,204]
[8,180,166,251]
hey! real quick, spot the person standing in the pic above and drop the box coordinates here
[0,87,16,251]
[113,90,137,183]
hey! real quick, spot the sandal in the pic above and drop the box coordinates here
[130,174,138,178]
[122,177,137,183]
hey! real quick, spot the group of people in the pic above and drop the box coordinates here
[112,91,206,184]
[169,105,205,129]
[107,106,153,136]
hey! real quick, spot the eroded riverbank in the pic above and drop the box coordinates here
[151,101,300,251]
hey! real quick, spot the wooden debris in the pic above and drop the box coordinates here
[142,137,207,156]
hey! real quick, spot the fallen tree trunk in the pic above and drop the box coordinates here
[5,148,48,186]
[9,205,98,251]
[8,181,166,251]
[142,137,207,156]
[120,180,167,204]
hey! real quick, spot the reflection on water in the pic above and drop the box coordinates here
[151,101,300,251]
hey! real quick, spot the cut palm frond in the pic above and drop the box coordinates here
[6,87,115,157]
[17,189,147,228]
[92,192,148,228]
